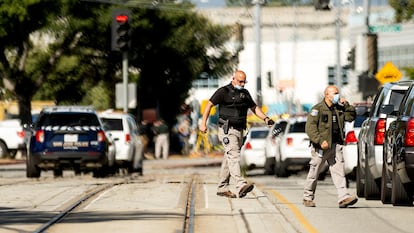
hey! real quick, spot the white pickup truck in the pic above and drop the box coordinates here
[0,119,26,158]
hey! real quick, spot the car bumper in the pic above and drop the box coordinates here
[367,144,383,179]
[343,143,357,175]
[242,151,266,168]
[401,148,414,183]
[30,151,108,170]
[283,157,310,170]
[114,143,133,161]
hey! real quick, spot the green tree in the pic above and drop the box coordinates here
[389,0,414,22]
[0,0,236,126]
[403,67,414,80]
[129,6,235,123]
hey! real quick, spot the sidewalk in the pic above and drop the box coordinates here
[0,151,224,166]
[0,158,25,165]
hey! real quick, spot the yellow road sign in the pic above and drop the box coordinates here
[375,61,402,84]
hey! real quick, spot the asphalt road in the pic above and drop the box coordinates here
[1,156,414,233]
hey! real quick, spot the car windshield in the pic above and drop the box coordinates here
[354,105,371,127]
[38,113,100,126]
[289,121,306,133]
[389,90,407,112]
[101,118,123,131]
[250,130,268,139]
[354,116,367,127]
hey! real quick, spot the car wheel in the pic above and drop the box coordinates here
[391,158,413,206]
[53,168,63,177]
[356,157,365,198]
[380,156,392,204]
[93,166,109,178]
[26,153,40,178]
[275,158,288,177]
[0,141,9,158]
[264,157,275,175]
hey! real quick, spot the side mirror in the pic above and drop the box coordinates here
[380,104,395,115]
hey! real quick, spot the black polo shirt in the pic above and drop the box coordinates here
[210,83,256,129]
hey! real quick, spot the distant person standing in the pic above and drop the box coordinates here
[303,85,358,208]
[199,70,274,198]
[139,120,150,158]
[178,118,191,155]
[153,119,169,159]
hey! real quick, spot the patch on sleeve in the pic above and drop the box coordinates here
[310,109,319,116]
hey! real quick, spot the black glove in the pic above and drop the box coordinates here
[267,119,275,126]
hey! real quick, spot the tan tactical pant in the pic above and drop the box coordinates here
[303,144,351,203]
[217,127,247,193]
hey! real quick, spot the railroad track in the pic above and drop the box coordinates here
[30,174,199,233]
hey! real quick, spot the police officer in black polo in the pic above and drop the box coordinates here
[199,70,274,198]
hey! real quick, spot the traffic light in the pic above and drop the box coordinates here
[111,9,131,51]
[328,66,335,85]
[328,66,348,85]
[347,47,355,70]
[267,71,273,87]
[342,65,348,85]
[314,0,330,10]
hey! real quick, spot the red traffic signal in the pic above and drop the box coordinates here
[116,15,129,24]
[111,9,132,51]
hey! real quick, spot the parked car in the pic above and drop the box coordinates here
[0,119,26,158]
[26,106,116,178]
[343,102,372,180]
[382,83,414,206]
[241,126,269,171]
[275,116,310,177]
[264,119,288,175]
[99,111,143,175]
[357,81,413,199]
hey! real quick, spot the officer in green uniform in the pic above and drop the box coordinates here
[303,85,358,208]
[199,70,274,198]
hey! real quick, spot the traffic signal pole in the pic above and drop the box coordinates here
[335,0,342,89]
[122,51,128,112]
[112,9,131,112]
[253,0,263,107]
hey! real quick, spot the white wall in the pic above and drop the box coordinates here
[238,39,350,111]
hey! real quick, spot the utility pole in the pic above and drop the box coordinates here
[122,52,128,112]
[253,0,263,107]
[335,0,342,89]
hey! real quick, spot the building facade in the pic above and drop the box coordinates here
[192,5,413,117]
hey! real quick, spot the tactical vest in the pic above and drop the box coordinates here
[219,85,251,128]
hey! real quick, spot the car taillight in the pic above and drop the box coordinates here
[374,119,386,145]
[35,130,44,143]
[125,133,131,143]
[345,131,357,145]
[286,137,293,146]
[17,130,25,139]
[97,131,105,142]
[405,119,414,146]
[244,142,252,149]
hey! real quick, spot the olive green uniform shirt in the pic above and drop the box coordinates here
[305,100,356,149]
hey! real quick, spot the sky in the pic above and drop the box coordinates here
[192,0,390,8]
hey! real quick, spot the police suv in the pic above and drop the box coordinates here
[26,106,115,178]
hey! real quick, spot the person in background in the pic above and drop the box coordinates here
[178,117,191,155]
[199,70,274,198]
[303,85,358,208]
[153,119,169,160]
[139,120,151,159]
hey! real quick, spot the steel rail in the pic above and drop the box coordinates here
[32,180,127,233]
